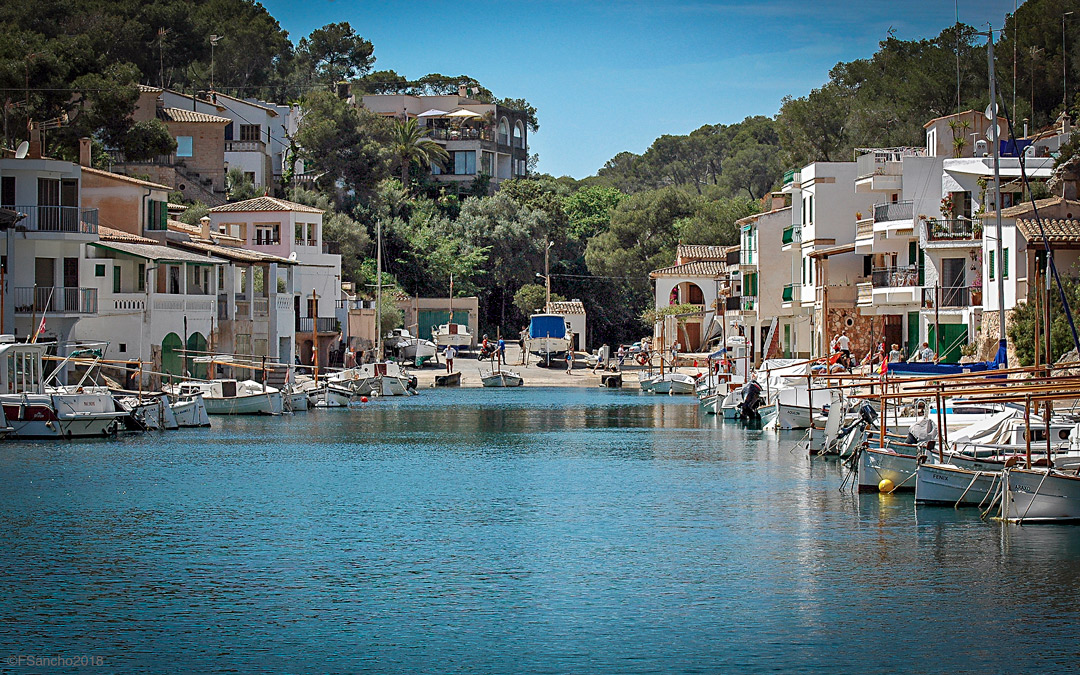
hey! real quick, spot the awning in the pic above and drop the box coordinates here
[417,109,450,118]
[90,241,225,265]
[446,108,483,119]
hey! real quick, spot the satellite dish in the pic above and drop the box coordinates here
[985,124,1002,141]
[14,141,28,159]
[985,103,997,120]
[288,252,297,260]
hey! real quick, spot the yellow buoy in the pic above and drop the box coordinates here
[878,479,894,493]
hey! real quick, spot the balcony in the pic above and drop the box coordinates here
[427,127,496,143]
[254,297,269,317]
[782,283,799,303]
[873,200,913,223]
[8,205,98,234]
[512,137,526,150]
[924,218,980,243]
[783,168,800,186]
[253,235,280,246]
[225,139,267,153]
[741,296,756,312]
[781,225,802,245]
[725,296,741,312]
[856,217,874,239]
[296,317,339,334]
[15,287,97,314]
[871,265,919,288]
[922,286,978,309]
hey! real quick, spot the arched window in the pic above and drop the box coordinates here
[513,122,524,149]
[498,118,509,145]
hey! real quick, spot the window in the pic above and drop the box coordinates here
[176,136,193,157]
[95,264,105,277]
[498,118,509,145]
[168,265,181,294]
[481,151,494,176]
[138,263,145,291]
[240,124,260,142]
[147,200,167,230]
[113,265,121,293]
[118,344,126,353]
[244,171,256,185]
[255,223,279,245]
[295,223,306,245]
[989,250,995,281]
[1003,247,1009,280]
[453,151,476,175]
[431,159,443,175]
[0,176,13,207]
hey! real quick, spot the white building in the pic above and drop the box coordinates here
[650,244,734,352]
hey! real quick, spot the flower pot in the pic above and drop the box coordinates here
[970,290,982,305]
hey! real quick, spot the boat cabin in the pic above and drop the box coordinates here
[0,339,47,395]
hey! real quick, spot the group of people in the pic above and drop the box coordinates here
[826,330,938,373]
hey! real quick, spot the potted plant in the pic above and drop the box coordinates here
[940,194,954,217]
[969,250,983,305]
[855,211,863,220]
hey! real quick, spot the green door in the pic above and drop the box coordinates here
[907,311,919,357]
[927,324,967,364]
[161,333,183,377]
[418,310,471,342]
[186,332,208,379]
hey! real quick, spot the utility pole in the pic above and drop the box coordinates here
[988,28,1007,346]
[544,240,553,310]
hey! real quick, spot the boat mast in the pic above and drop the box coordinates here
[376,219,383,362]
[988,29,1006,347]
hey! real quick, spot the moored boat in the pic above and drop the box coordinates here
[482,369,523,387]
[169,379,283,415]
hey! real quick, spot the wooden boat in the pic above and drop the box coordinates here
[482,369,523,387]
[915,461,1001,506]
[663,373,697,395]
[384,328,437,367]
[1001,468,1080,523]
[433,323,473,350]
[434,371,462,387]
[638,372,659,392]
[169,379,282,415]
[170,393,211,427]
[857,446,921,493]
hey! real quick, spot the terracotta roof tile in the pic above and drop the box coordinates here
[981,196,1080,219]
[676,244,728,261]
[546,300,586,315]
[1016,218,1080,243]
[650,260,729,278]
[98,226,157,244]
[172,239,296,265]
[159,107,230,124]
[208,196,323,214]
[80,166,172,190]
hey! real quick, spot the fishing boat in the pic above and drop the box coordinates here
[115,392,178,430]
[482,368,523,387]
[170,392,211,427]
[661,372,697,395]
[638,371,659,392]
[433,323,472,350]
[384,328,437,367]
[169,379,283,415]
[856,446,922,493]
[524,313,573,365]
[329,362,416,397]
[915,460,1003,507]
[1000,467,1080,522]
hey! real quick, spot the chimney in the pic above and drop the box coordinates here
[78,137,92,167]
[28,124,41,159]
[458,84,468,98]
[770,192,787,211]
[199,215,211,240]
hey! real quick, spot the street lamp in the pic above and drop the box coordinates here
[543,241,554,309]
[209,35,223,91]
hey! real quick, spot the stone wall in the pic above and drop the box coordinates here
[824,308,877,360]
[980,308,1020,366]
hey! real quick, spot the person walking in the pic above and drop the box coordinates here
[445,346,456,373]
[565,349,574,374]
[616,345,626,371]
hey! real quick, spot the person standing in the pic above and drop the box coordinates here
[888,343,902,363]
[566,349,574,374]
[445,346,456,373]
[497,337,506,366]
[519,329,527,365]
[616,345,626,371]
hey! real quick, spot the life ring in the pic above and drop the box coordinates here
[636,353,648,366]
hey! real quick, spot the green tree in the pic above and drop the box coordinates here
[584,186,695,281]
[513,283,565,317]
[678,194,760,246]
[226,167,259,201]
[563,185,625,241]
[295,89,391,199]
[120,119,177,162]
[290,187,372,283]
[1008,270,1080,367]
[296,22,374,85]
[390,117,448,191]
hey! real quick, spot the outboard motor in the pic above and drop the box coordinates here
[739,380,763,420]
[859,403,877,426]
[905,417,938,452]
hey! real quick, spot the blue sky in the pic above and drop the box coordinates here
[261,0,1024,178]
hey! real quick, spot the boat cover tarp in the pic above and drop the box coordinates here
[529,314,566,339]
[887,338,1008,377]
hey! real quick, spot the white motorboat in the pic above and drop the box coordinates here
[171,393,211,427]
[525,313,573,365]
[432,323,473,350]
[1001,467,1080,523]
[482,369,523,387]
[284,388,310,412]
[0,340,127,439]
[169,379,283,415]
[384,328,437,367]
[664,373,697,395]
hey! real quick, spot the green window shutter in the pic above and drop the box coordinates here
[158,201,167,230]
[918,249,925,286]
[138,263,145,291]
[989,250,995,281]
[1003,247,1009,280]
[113,265,121,293]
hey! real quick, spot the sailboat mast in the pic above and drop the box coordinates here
[988,29,1006,342]
[376,219,383,362]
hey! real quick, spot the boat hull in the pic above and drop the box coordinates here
[1001,468,1080,522]
[203,391,283,415]
[915,462,1000,506]
[482,372,523,387]
[172,395,211,427]
[858,447,919,493]
[1,398,124,439]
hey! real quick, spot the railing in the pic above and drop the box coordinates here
[322,240,340,255]
[922,286,977,309]
[9,205,98,234]
[855,148,925,178]
[856,218,874,239]
[925,218,979,241]
[235,300,251,317]
[783,168,799,186]
[253,297,269,317]
[275,295,294,310]
[224,139,266,153]
[152,297,185,311]
[336,299,375,310]
[857,282,873,305]
[253,235,280,246]
[295,238,318,247]
[296,317,339,333]
[782,284,795,302]
[871,266,919,288]
[512,136,525,149]
[427,127,495,142]
[873,200,914,223]
[741,296,756,312]
[14,287,97,314]
[782,225,802,245]
[725,296,741,311]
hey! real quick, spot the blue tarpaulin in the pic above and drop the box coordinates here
[529,314,566,339]
[886,339,1008,377]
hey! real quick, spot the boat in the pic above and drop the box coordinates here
[115,392,178,430]
[329,362,416,397]
[482,368,523,387]
[434,371,461,387]
[284,387,311,412]
[662,373,696,395]
[170,393,211,427]
[915,460,1002,507]
[384,328,437,367]
[856,446,922,493]
[168,379,283,415]
[1001,467,1080,523]
[433,323,473,349]
[638,372,659,392]
[524,313,573,365]
[0,340,129,439]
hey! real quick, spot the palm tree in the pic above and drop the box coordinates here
[391,118,449,191]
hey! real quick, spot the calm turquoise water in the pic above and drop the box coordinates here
[2,387,1079,673]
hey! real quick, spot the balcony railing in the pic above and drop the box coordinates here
[922,286,977,309]
[873,200,914,223]
[253,236,280,246]
[725,296,741,311]
[254,297,269,317]
[925,218,979,241]
[225,139,266,153]
[856,218,874,239]
[296,317,339,333]
[8,205,98,234]
[741,296,756,312]
[14,287,97,314]
[782,225,802,245]
[512,136,525,149]
[427,127,495,142]
[870,266,919,288]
